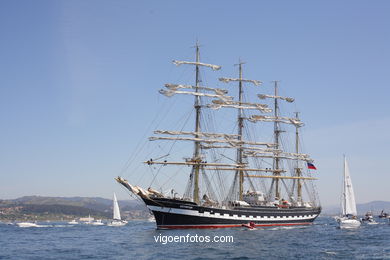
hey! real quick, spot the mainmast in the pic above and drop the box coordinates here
[272,81,281,199]
[237,61,244,201]
[193,43,201,204]
[219,62,262,201]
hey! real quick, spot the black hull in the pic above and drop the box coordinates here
[143,197,321,229]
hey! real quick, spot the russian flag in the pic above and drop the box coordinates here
[307,162,317,170]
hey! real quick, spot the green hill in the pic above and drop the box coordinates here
[0,196,149,221]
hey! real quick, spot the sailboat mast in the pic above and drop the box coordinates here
[342,155,346,215]
[295,112,302,203]
[273,81,281,199]
[237,61,244,201]
[193,43,201,204]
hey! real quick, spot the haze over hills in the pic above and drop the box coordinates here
[0,196,149,221]
[322,201,390,216]
[9,195,142,210]
[1,196,389,220]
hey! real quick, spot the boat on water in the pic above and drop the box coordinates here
[337,156,361,229]
[379,210,389,219]
[80,215,103,225]
[242,222,256,230]
[116,44,321,229]
[16,222,39,228]
[107,193,128,226]
[361,211,377,224]
[90,219,104,226]
[68,219,79,225]
[79,215,94,223]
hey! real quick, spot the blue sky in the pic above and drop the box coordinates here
[0,0,389,206]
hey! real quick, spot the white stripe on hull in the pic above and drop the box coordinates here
[148,205,318,222]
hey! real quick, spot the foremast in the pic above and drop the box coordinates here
[147,43,223,205]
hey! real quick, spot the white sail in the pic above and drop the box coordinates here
[219,77,262,86]
[154,130,238,139]
[207,99,272,113]
[248,115,303,127]
[258,94,295,103]
[244,150,311,161]
[173,60,221,71]
[149,136,275,147]
[343,157,357,216]
[159,89,232,102]
[164,84,228,95]
[113,193,121,220]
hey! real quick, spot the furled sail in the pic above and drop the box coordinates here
[164,84,228,96]
[145,160,246,168]
[258,94,295,103]
[159,89,233,101]
[248,115,303,127]
[207,99,272,113]
[159,84,232,101]
[219,77,262,86]
[244,150,311,161]
[173,60,221,71]
[154,130,238,139]
[149,136,275,147]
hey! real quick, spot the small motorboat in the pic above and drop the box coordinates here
[68,219,79,225]
[242,221,256,229]
[379,210,389,219]
[361,211,378,224]
[90,219,104,226]
[107,220,127,226]
[16,222,39,228]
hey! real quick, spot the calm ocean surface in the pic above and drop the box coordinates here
[1,217,389,259]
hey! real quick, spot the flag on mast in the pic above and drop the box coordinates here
[307,162,317,170]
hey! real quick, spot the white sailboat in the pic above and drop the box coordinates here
[337,156,361,229]
[107,193,127,226]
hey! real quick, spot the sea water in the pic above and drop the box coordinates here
[1,217,389,259]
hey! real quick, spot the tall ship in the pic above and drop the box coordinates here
[116,44,321,229]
